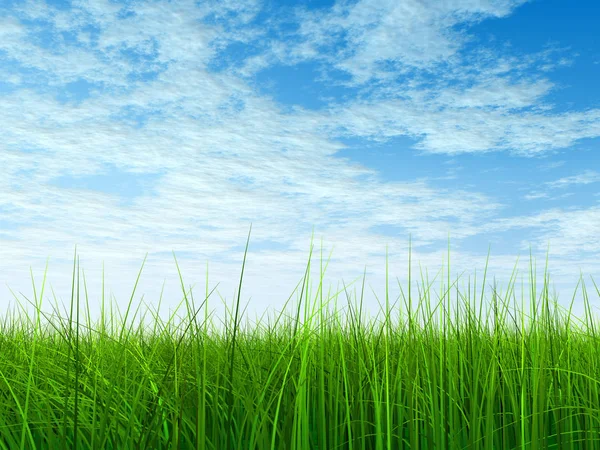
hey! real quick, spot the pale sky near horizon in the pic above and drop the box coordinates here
[1,0,599,334]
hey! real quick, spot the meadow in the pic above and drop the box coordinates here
[0,224,599,449]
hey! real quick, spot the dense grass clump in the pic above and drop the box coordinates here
[1,224,599,449]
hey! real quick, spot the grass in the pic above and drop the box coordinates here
[0,223,600,449]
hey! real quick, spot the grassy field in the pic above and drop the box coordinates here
[0,224,599,449]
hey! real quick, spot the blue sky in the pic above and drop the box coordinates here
[1,0,599,332]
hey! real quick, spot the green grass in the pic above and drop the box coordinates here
[1,223,600,449]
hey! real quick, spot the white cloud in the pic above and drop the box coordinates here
[277,0,532,85]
